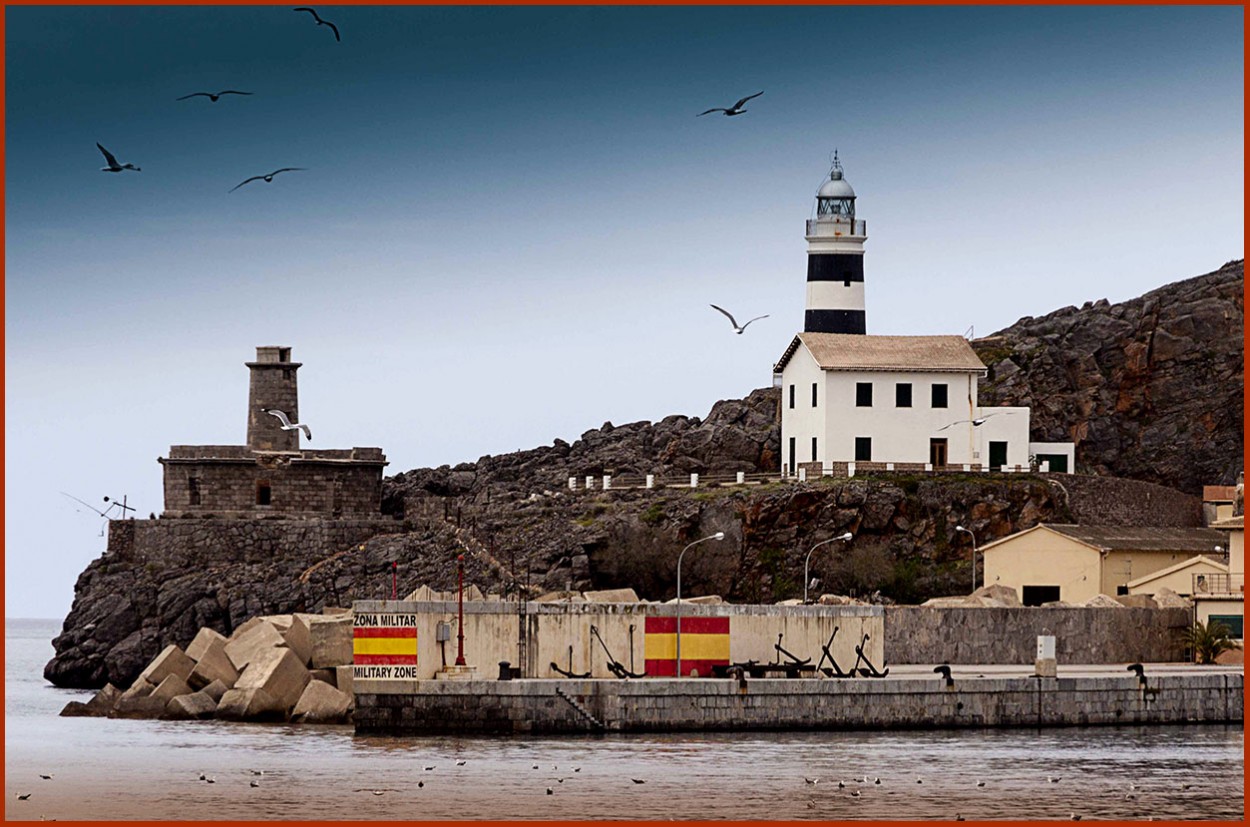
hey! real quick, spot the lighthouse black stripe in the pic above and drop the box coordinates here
[806,254,864,283]
[805,309,866,335]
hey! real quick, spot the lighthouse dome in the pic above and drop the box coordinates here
[817,173,855,199]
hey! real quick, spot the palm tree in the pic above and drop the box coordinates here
[1180,619,1242,664]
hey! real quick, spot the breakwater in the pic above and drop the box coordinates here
[355,669,1243,735]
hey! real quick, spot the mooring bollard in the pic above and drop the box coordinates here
[1035,635,1057,678]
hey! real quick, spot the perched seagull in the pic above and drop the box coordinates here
[1070,815,1082,821]
[249,781,260,788]
[249,770,265,777]
[38,775,52,781]
[976,781,986,787]
[804,777,819,785]
[873,777,881,785]
[573,768,581,773]
[936,412,1015,432]
[1048,776,1061,784]
[710,304,769,334]
[417,781,424,788]
[424,766,435,771]
[177,90,253,102]
[850,790,861,798]
[16,794,31,801]
[293,7,340,41]
[837,780,846,789]
[97,143,140,173]
[698,91,763,117]
[545,788,554,795]
[455,760,467,766]
[229,168,305,193]
[266,409,312,440]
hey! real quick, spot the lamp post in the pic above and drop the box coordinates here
[676,531,725,678]
[955,525,978,593]
[454,554,466,667]
[803,532,853,603]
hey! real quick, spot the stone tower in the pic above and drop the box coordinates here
[246,346,302,451]
[804,152,868,334]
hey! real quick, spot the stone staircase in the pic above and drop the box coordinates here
[554,686,606,731]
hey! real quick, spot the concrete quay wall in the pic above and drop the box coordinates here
[355,672,1243,736]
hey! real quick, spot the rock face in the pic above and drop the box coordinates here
[973,260,1243,495]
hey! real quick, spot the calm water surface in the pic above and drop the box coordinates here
[6,618,1243,820]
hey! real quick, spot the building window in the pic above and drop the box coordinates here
[856,382,872,407]
[1022,585,1060,606]
[811,437,818,462]
[896,383,912,408]
[256,480,272,506]
[188,477,201,506]
[789,384,795,409]
[855,437,871,462]
[932,384,948,408]
[1209,614,1244,639]
[811,383,818,407]
[788,437,796,475]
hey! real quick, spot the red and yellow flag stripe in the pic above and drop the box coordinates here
[353,626,417,666]
[644,615,730,677]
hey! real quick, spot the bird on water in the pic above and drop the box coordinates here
[710,304,769,334]
[293,7,340,41]
[97,143,140,173]
[230,168,305,193]
[698,91,763,117]
[177,90,252,102]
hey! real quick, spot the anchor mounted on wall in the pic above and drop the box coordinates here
[550,645,591,679]
[590,624,646,679]
[816,626,854,678]
[851,632,890,678]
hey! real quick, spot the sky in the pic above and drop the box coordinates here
[4,5,1244,619]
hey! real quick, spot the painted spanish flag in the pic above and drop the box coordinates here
[353,626,417,666]
[644,615,730,677]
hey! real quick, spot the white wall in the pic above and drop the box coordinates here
[778,345,827,472]
[1030,441,1076,474]
[976,407,1033,468]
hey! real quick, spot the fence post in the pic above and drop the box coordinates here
[962,464,970,472]
[690,473,699,488]
[848,462,856,478]
[736,471,745,485]
[798,467,807,482]
[645,474,654,489]
[886,462,894,471]
[568,477,577,490]
[924,463,932,472]
[603,475,611,490]
[585,475,594,489]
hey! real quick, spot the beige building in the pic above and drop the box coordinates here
[980,524,1227,606]
[1192,516,1244,642]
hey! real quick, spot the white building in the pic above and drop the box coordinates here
[774,157,1074,475]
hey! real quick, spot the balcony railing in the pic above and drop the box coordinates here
[806,219,867,237]
[1192,572,1245,597]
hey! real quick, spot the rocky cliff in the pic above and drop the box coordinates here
[973,259,1243,494]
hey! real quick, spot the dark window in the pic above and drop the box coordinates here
[188,477,201,506]
[989,441,1008,470]
[931,384,948,408]
[1209,614,1244,639]
[256,480,272,506]
[278,347,291,362]
[282,369,292,381]
[856,382,872,407]
[1022,585,1060,606]
[855,437,872,462]
[896,383,912,408]
[811,437,818,462]
[789,384,795,409]
[788,437,796,475]
[843,274,852,287]
[811,383,818,407]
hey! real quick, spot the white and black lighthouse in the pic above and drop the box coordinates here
[804,152,867,334]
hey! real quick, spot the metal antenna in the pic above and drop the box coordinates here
[104,495,136,519]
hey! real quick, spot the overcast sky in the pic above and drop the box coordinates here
[5,5,1244,619]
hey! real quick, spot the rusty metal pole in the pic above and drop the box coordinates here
[391,561,398,600]
[455,554,467,666]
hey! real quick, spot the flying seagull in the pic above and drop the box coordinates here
[266,409,312,440]
[229,168,305,193]
[97,143,140,173]
[177,90,253,102]
[698,91,763,117]
[293,7,340,41]
[710,304,769,334]
[936,412,1015,432]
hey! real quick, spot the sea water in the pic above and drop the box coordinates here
[5,618,1243,821]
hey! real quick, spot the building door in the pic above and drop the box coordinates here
[1036,453,1068,473]
[989,441,1008,470]
[788,437,796,476]
[1022,585,1060,606]
[929,438,948,468]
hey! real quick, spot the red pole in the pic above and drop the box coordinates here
[391,561,398,600]
[455,554,467,666]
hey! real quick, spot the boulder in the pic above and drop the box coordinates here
[774,598,804,606]
[188,638,239,690]
[971,584,1022,607]
[1083,594,1126,608]
[404,584,437,602]
[334,665,353,699]
[1115,594,1159,609]
[235,647,310,712]
[224,621,286,671]
[1153,587,1192,608]
[583,588,641,603]
[686,595,724,605]
[185,628,228,663]
[216,687,284,721]
[281,615,313,666]
[139,644,195,686]
[165,691,217,720]
[922,596,979,608]
[308,614,354,668]
[201,679,230,703]
[60,700,97,717]
[322,606,351,616]
[290,680,353,723]
[150,673,193,704]
[818,594,856,605]
[1041,600,1076,608]
[535,591,582,603]
[464,584,485,602]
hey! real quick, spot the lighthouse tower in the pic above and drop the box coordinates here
[804,152,867,334]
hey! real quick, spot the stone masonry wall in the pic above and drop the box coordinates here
[1053,474,1203,528]
[884,606,1192,665]
[162,458,383,516]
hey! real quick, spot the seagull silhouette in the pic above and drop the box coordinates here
[177,90,253,102]
[698,91,763,117]
[710,304,768,334]
[229,168,305,193]
[266,409,312,440]
[293,8,340,41]
[97,143,140,173]
[936,412,1015,432]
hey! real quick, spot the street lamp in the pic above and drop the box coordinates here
[803,532,853,603]
[676,531,725,678]
[955,525,978,593]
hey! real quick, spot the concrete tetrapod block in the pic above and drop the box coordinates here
[228,616,266,642]
[216,687,284,721]
[188,638,240,690]
[201,679,230,703]
[224,621,286,672]
[308,614,354,668]
[282,614,313,666]
[61,683,122,717]
[151,673,194,704]
[290,680,353,724]
[235,646,310,712]
[310,668,337,686]
[139,644,196,686]
[186,627,228,662]
[261,614,295,633]
[321,606,351,616]
[334,666,353,699]
[583,588,641,603]
[165,691,218,720]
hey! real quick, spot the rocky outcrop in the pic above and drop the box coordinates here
[973,260,1243,494]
